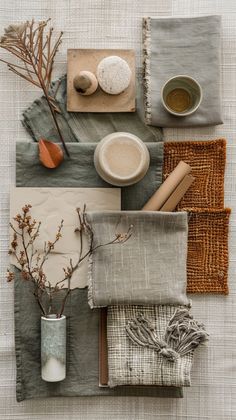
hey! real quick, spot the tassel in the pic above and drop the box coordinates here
[126,313,179,362]
[164,308,208,357]
[125,308,208,362]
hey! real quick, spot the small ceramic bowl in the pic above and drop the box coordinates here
[161,75,202,117]
[94,132,150,187]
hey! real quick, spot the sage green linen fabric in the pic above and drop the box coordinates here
[143,16,223,127]
[16,142,163,210]
[22,75,163,143]
[13,266,183,401]
[14,140,182,400]
[86,211,189,307]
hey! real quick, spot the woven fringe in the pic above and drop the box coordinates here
[126,308,208,362]
[142,17,152,125]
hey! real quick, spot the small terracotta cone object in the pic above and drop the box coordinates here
[73,71,98,95]
[38,139,64,169]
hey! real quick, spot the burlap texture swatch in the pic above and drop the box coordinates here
[187,208,231,294]
[163,139,226,210]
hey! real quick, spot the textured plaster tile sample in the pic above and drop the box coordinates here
[10,188,121,288]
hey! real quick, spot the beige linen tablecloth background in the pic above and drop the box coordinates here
[0,1,235,419]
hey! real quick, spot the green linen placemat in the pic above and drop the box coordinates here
[14,266,183,401]
[16,142,163,210]
[22,75,163,143]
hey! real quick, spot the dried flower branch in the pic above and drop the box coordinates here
[7,204,132,317]
[0,19,70,157]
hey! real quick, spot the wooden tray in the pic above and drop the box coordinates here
[67,49,135,113]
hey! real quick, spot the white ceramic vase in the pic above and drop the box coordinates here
[41,314,66,382]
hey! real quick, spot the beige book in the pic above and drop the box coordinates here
[142,161,191,211]
[99,308,109,387]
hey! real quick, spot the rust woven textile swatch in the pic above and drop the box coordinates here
[164,139,230,294]
[163,139,226,210]
[187,208,231,294]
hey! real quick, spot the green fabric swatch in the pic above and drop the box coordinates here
[14,266,183,401]
[15,86,177,400]
[16,142,163,210]
[22,75,163,143]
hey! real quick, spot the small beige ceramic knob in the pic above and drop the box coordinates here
[97,56,132,95]
[73,71,98,95]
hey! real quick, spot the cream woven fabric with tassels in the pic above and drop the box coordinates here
[107,305,208,387]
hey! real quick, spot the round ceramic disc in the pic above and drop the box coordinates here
[97,56,132,95]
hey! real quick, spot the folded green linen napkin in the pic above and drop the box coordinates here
[143,16,223,127]
[16,142,163,210]
[14,266,183,401]
[22,75,163,143]
[86,211,190,307]
[107,305,208,387]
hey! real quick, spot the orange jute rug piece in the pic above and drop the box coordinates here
[186,208,231,294]
[164,139,230,294]
[163,139,226,210]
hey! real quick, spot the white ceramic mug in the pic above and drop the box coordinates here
[161,75,202,117]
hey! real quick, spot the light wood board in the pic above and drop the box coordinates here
[67,49,135,112]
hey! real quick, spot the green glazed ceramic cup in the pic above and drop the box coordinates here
[41,314,66,382]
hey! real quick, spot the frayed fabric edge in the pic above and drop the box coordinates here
[87,252,95,309]
[87,242,104,309]
[143,17,152,125]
